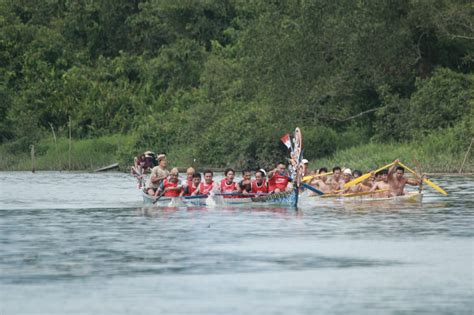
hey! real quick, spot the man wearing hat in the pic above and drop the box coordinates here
[146,154,169,196]
[301,159,309,177]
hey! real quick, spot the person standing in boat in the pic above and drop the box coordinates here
[146,154,169,196]
[238,169,253,195]
[251,169,269,195]
[181,173,202,196]
[388,159,423,196]
[197,170,219,195]
[155,168,182,197]
[220,168,239,193]
[268,163,291,193]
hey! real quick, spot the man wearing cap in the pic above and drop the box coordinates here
[146,154,169,196]
[340,168,357,193]
[301,159,309,177]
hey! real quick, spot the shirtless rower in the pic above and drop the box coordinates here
[309,167,332,194]
[351,169,373,192]
[329,166,343,193]
[340,168,358,193]
[369,169,392,197]
[388,159,423,196]
[146,154,169,196]
[301,159,309,177]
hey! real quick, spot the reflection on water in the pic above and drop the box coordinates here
[0,172,473,314]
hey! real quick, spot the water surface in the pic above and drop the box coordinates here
[0,172,472,314]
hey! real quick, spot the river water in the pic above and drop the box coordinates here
[0,172,472,314]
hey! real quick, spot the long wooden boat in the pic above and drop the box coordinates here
[142,188,299,208]
[94,163,119,172]
[305,191,422,204]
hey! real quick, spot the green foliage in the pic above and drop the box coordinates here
[1,1,472,171]
[408,68,473,136]
[0,134,135,171]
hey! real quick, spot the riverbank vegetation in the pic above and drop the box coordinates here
[1,1,472,172]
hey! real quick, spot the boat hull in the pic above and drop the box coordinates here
[142,188,299,208]
[305,191,423,204]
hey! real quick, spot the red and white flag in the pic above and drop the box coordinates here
[280,133,292,150]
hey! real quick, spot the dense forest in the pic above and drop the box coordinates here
[0,0,472,171]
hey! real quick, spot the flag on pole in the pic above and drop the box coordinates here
[280,133,292,150]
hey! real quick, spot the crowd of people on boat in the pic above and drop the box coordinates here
[305,161,423,198]
[132,151,423,199]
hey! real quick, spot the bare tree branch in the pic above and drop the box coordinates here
[317,106,386,122]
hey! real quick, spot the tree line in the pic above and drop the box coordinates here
[1,0,472,169]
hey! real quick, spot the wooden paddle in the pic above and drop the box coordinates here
[153,190,166,204]
[301,183,324,195]
[413,158,423,193]
[343,162,395,189]
[302,172,333,182]
[398,162,448,195]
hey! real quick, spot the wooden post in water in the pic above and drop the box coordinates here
[459,138,473,174]
[30,145,35,173]
[68,116,72,171]
[48,122,58,170]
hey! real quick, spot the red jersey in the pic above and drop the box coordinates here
[182,183,199,196]
[251,179,268,194]
[220,179,237,193]
[268,172,289,192]
[199,181,215,195]
[162,179,181,197]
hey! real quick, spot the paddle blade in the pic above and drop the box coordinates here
[423,178,448,195]
[399,161,448,196]
[301,183,324,195]
[302,172,333,182]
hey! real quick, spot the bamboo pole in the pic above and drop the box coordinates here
[459,138,473,174]
[48,122,58,170]
[68,116,72,171]
[30,145,35,173]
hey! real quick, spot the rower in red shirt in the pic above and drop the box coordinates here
[267,162,291,193]
[180,173,202,196]
[198,170,219,195]
[220,168,239,193]
[155,168,182,197]
[251,169,268,194]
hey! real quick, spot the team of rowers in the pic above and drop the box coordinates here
[136,154,292,198]
[133,152,423,199]
[304,160,423,197]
